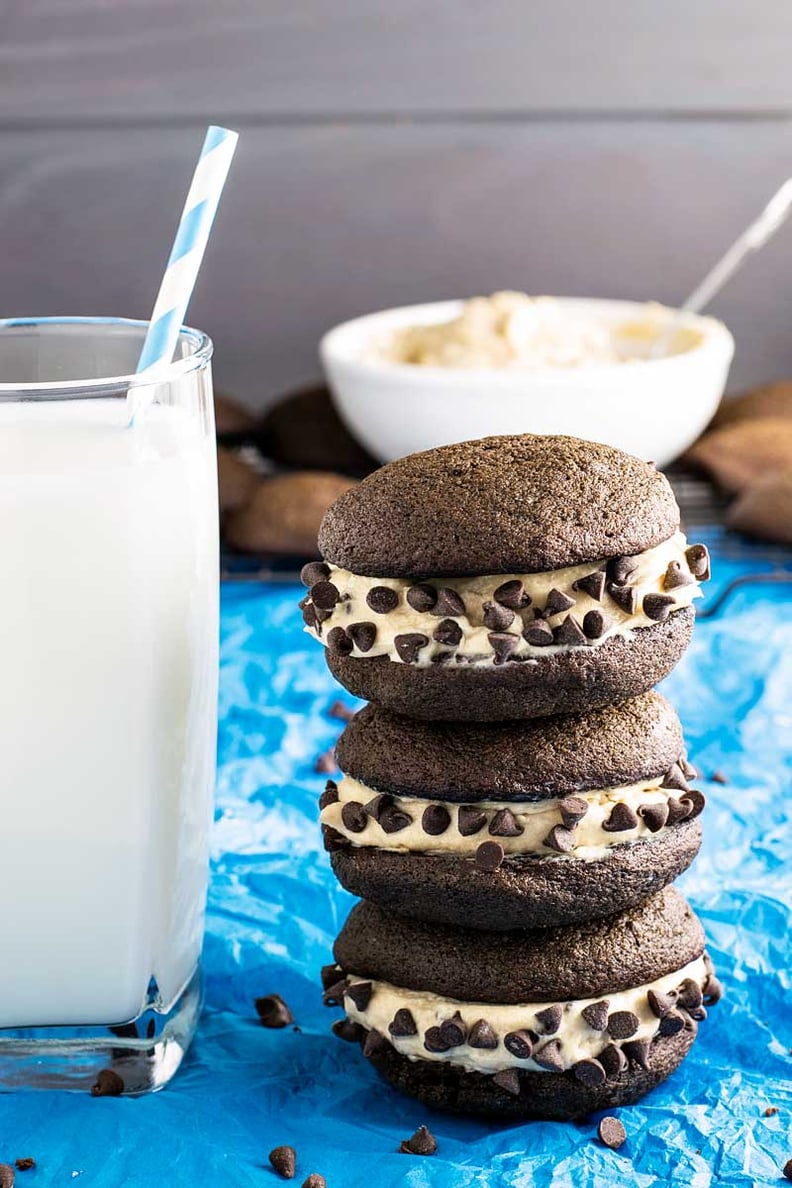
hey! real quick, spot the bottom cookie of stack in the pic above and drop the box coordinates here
[323,889,721,1121]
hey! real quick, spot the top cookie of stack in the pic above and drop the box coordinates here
[300,435,710,720]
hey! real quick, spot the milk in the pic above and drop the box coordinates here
[0,399,218,1027]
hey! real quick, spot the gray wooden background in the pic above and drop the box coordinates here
[2,1,792,410]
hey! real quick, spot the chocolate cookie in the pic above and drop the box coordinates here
[323,694,703,929]
[301,435,709,720]
[326,889,720,1120]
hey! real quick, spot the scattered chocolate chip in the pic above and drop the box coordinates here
[581,1000,610,1031]
[269,1145,297,1179]
[406,583,437,612]
[394,633,429,664]
[489,808,524,838]
[15,1160,35,1172]
[573,570,606,600]
[658,1010,686,1037]
[543,824,576,853]
[663,560,694,591]
[366,586,399,614]
[494,579,530,610]
[643,593,675,621]
[488,631,521,664]
[522,618,555,647]
[300,561,330,587]
[345,982,373,1011]
[784,1157,792,1182]
[399,1125,438,1156]
[433,588,466,617]
[582,609,610,639]
[483,600,515,631]
[703,974,723,1005]
[319,780,339,810]
[504,1029,536,1059]
[765,1106,778,1117]
[710,769,728,785]
[622,1038,651,1070]
[255,994,294,1028]
[536,1005,563,1035]
[320,963,342,991]
[554,614,587,646]
[322,825,349,852]
[606,581,638,615]
[389,1008,418,1037]
[363,1029,389,1057]
[379,803,413,833]
[608,555,641,584]
[326,626,353,656]
[301,1176,326,1188]
[607,1010,640,1039]
[310,580,340,611]
[475,841,505,871]
[458,806,488,836]
[347,622,377,653]
[597,1116,627,1150]
[422,804,451,836]
[533,1039,564,1072]
[599,1043,628,1077]
[331,1018,364,1043]
[647,988,675,1018]
[314,749,337,774]
[439,1012,467,1047]
[678,979,704,1010]
[602,802,640,833]
[638,802,669,832]
[341,801,368,833]
[686,543,711,581]
[433,618,463,646]
[665,797,689,826]
[680,789,706,820]
[91,1068,124,1097]
[545,588,575,616]
[0,1167,13,1188]
[573,1058,607,1087]
[468,1019,499,1049]
[322,978,347,1007]
[492,1068,521,1096]
[424,1026,452,1053]
[559,796,589,828]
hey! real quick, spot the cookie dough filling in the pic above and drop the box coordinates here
[336,954,715,1077]
[301,534,708,668]
[321,768,704,861]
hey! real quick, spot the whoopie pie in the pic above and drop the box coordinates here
[324,888,721,1121]
[321,692,704,930]
[300,434,710,721]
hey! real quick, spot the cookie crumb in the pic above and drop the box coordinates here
[255,994,294,1029]
[597,1116,626,1150]
[710,770,729,784]
[269,1146,296,1179]
[399,1125,438,1156]
[15,1160,35,1172]
[90,1069,124,1097]
[765,1106,778,1116]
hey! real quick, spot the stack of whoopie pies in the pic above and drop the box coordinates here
[302,434,721,1121]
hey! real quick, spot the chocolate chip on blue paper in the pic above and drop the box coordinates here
[638,802,669,833]
[543,824,576,854]
[573,570,606,601]
[643,593,675,622]
[269,1145,297,1179]
[347,621,376,653]
[607,1010,639,1039]
[492,1068,521,1096]
[686,543,711,580]
[422,804,451,836]
[553,614,587,647]
[488,808,524,838]
[523,619,554,647]
[545,588,575,616]
[432,618,463,647]
[622,1038,651,1069]
[559,796,589,829]
[318,780,339,810]
[573,1058,606,1087]
[483,600,515,631]
[379,803,413,834]
[783,1160,792,1183]
[363,1029,389,1058]
[582,609,610,640]
[581,1000,610,1031]
[310,580,340,611]
[255,994,294,1028]
[15,1159,35,1172]
[424,1026,451,1053]
[326,626,353,656]
[602,803,639,832]
[399,1125,437,1156]
[468,1019,499,1049]
[432,588,466,618]
[647,988,675,1018]
[344,982,373,1011]
[663,560,694,591]
[494,579,530,610]
[606,581,638,615]
[458,806,488,836]
[607,555,640,584]
[710,769,728,784]
[328,700,354,722]
[341,802,368,833]
[597,1116,626,1150]
[314,748,336,775]
[407,583,437,612]
[300,561,330,587]
[394,633,429,664]
[91,1068,124,1097]
[475,841,505,871]
[322,825,349,852]
[533,1039,564,1072]
[536,1005,563,1035]
[439,1012,467,1047]
[366,586,399,614]
[658,1010,685,1037]
[332,1018,364,1043]
[504,1029,535,1059]
[389,1008,417,1037]
[599,1043,628,1077]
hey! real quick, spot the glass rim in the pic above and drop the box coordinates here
[0,317,213,396]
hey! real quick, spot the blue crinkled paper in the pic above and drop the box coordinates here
[7,529,792,1187]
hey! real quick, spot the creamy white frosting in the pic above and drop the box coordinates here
[305,532,701,667]
[344,955,708,1074]
[322,774,687,860]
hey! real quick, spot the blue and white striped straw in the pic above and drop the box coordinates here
[135,125,238,378]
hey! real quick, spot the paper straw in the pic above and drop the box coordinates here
[134,125,239,379]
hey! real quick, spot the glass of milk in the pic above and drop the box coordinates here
[0,317,218,1093]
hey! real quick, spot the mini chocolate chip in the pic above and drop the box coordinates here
[545,588,575,616]
[703,974,723,1005]
[553,614,587,646]
[581,1000,610,1031]
[406,583,437,612]
[663,560,694,591]
[332,1018,364,1043]
[643,592,675,621]
[710,769,729,785]
[494,579,530,610]
[363,793,392,821]
[320,963,343,990]
[607,1010,640,1039]
[341,802,368,833]
[347,621,377,653]
[607,555,640,584]
[302,603,318,630]
[468,1019,499,1049]
[326,626,353,656]
[783,1158,792,1182]
[489,808,524,838]
[523,619,554,647]
[533,1039,564,1072]
[597,1116,627,1150]
[379,803,413,833]
[677,979,703,1010]
[322,978,347,1006]
[422,804,451,836]
[606,581,638,615]
[680,789,706,819]
[458,806,488,836]
[91,1068,124,1097]
[15,1160,35,1172]
[322,825,349,852]
[424,1026,451,1053]
[544,824,576,853]
[482,600,515,631]
[582,609,610,639]
[504,1029,536,1059]
[638,802,669,832]
[492,1068,521,1096]
[686,543,711,580]
[433,618,463,646]
[599,1043,628,1077]
[647,988,675,1018]
[394,633,429,664]
[573,1058,607,1087]
[765,1106,778,1116]
[602,802,640,832]
[255,994,294,1028]
[439,1012,467,1047]
[389,1008,418,1037]
[536,1005,563,1035]
[622,1038,651,1070]
[269,1146,297,1179]
[363,1029,389,1057]
[488,631,521,664]
[314,749,337,774]
[399,1125,437,1156]
[345,981,373,1010]
[573,570,606,601]
[301,1176,327,1188]
[475,840,505,871]
[658,1010,686,1037]
[319,780,339,810]
[366,585,399,614]
[311,580,340,611]
[432,588,466,617]
[300,561,330,587]
[559,796,589,828]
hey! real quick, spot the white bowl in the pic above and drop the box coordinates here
[319,298,734,467]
